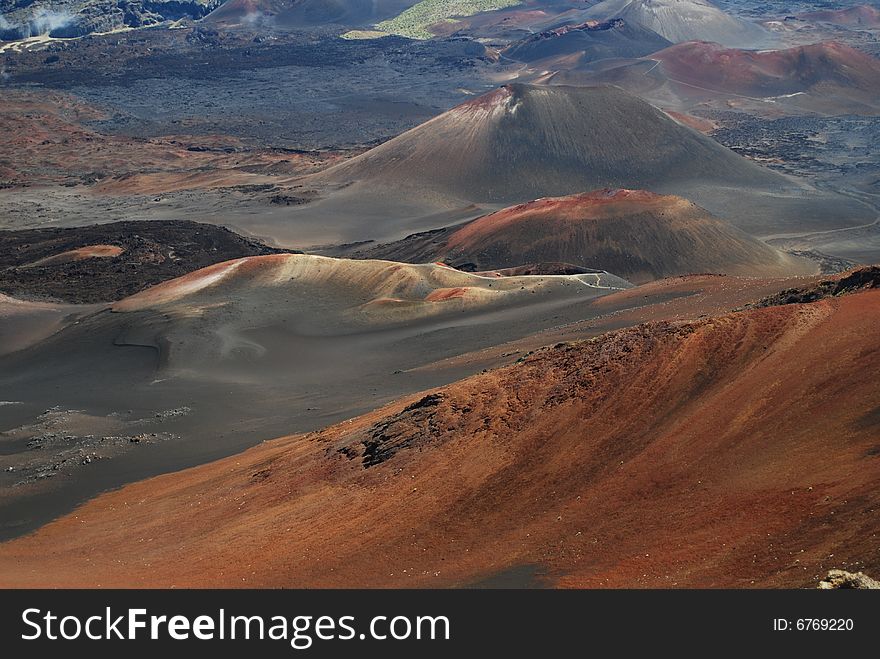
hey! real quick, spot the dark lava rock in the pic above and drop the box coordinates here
[751,266,880,308]
[361,393,445,468]
[0,219,301,303]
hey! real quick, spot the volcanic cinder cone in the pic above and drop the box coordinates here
[432,189,815,282]
[315,83,786,205]
[583,0,769,47]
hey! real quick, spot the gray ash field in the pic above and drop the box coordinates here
[3,27,498,149]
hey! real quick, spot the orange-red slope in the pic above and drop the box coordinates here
[441,189,813,282]
[653,40,880,98]
[1,286,878,588]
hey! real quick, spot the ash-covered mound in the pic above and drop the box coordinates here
[502,18,672,63]
[112,253,630,325]
[0,220,294,303]
[314,83,786,205]
[355,189,815,283]
[582,0,768,47]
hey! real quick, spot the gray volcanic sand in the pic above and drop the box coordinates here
[0,295,103,357]
[0,255,632,539]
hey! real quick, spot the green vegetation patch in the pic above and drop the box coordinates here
[375,0,523,40]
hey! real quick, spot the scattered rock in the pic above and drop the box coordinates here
[818,570,880,589]
[402,393,444,412]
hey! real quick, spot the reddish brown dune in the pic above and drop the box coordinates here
[799,5,880,27]
[653,40,880,99]
[555,40,880,115]
[21,245,124,268]
[1,281,877,588]
[363,189,815,283]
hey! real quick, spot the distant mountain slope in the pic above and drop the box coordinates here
[0,0,220,40]
[502,18,672,63]
[548,41,880,115]
[653,40,880,99]
[798,5,880,27]
[582,0,768,47]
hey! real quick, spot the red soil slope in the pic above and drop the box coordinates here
[440,189,813,282]
[1,283,878,588]
[653,40,880,98]
[799,5,880,27]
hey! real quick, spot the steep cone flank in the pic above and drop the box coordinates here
[315,84,786,204]
[502,19,672,63]
[583,0,768,47]
[3,286,878,587]
[439,190,814,282]
[653,40,880,98]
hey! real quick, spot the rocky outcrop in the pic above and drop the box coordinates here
[818,570,880,589]
[751,266,880,309]
[0,220,296,303]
